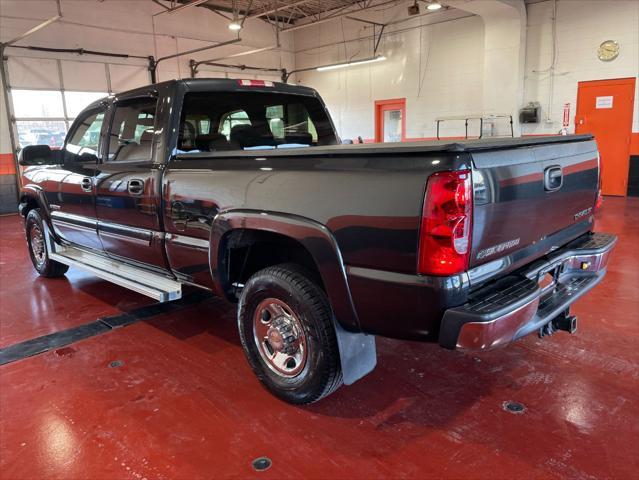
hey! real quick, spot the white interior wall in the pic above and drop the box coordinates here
[293,6,485,140]
[293,0,639,141]
[523,0,639,135]
[1,0,637,148]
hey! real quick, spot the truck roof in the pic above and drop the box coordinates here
[83,77,320,111]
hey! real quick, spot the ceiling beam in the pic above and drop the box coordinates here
[280,0,400,33]
[1,0,63,47]
[153,0,209,17]
[155,37,242,64]
[247,0,317,19]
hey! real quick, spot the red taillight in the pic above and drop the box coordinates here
[595,188,603,212]
[595,156,603,213]
[418,170,473,276]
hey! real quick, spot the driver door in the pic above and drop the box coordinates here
[50,107,106,251]
[94,93,169,270]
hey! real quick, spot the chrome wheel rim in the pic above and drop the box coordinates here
[253,298,308,377]
[30,224,46,267]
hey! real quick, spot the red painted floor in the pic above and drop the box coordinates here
[1,198,638,479]
[0,215,152,348]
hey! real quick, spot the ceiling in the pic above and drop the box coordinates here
[170,0,401,28]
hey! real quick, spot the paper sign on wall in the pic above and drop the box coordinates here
[562,103,570,127]
[595,96,614,109]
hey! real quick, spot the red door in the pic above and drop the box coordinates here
[375,99,406,143]
[575,77,636,196]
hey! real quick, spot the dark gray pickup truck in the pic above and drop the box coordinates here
[18,78,616,403]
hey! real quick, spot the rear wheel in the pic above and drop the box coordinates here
[238,264,342,404]
[25,209,69,278]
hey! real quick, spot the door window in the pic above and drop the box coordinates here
[64,110,105,163]
[107,97,157,162]
[375,99,406,143]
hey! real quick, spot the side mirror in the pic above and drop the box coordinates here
[18,145,62,166]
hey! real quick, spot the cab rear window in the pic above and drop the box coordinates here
[177,92,336,153]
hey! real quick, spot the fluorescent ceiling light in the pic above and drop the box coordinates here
[427,2,442,11]
[228,21,242,30]
[316,55,386,72]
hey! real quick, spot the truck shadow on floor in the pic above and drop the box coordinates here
[140,293,530,432]
[53,277,531,434]
[49,274,537,436]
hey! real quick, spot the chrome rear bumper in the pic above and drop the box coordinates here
[439,232,617,351]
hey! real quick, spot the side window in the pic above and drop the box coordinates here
[64,110,105,162]
[218,110,251,141]
[107,97,157,162]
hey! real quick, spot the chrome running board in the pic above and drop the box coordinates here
[48,243,182,303]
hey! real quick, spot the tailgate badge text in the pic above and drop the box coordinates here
[477,238,521,260]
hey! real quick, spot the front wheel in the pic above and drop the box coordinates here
[238,264,343,404]
[25,208,69,278]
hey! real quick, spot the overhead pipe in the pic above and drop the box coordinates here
[196,45,278,64]
[150,38,242,82]
[189,58,284,78]
[8,44,149,60]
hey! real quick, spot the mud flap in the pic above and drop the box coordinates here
[333,318,376,385]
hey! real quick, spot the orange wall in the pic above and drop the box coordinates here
[631,133,639,155]
[0,153,15,176]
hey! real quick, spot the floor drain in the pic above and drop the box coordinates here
[252,457,272,472]
[503,401,526,414]
[109,360,124,368]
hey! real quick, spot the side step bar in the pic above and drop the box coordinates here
[49,245,182,303]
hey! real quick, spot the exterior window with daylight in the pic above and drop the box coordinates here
[12,90,66,149]
[11,89,107,149]
[64,91,108,117]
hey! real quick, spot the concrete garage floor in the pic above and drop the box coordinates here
[0,198,637,479]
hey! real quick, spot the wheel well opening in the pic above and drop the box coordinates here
[220,229,324,301]
[21,196,38,217]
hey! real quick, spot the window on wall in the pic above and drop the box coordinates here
[64,91,108,117]
[10,88,107,149]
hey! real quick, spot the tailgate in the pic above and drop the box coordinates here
[470,139,599,272]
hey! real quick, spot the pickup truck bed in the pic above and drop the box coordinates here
[17,78,616,403]
[178,133,595,156]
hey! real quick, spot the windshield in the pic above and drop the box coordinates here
[177,91,337,153]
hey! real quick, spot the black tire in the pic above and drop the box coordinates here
[238,264,343,404]
[25,208,69,278]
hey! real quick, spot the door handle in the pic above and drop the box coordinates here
[80,177,93,192]
[128,179,145,195]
